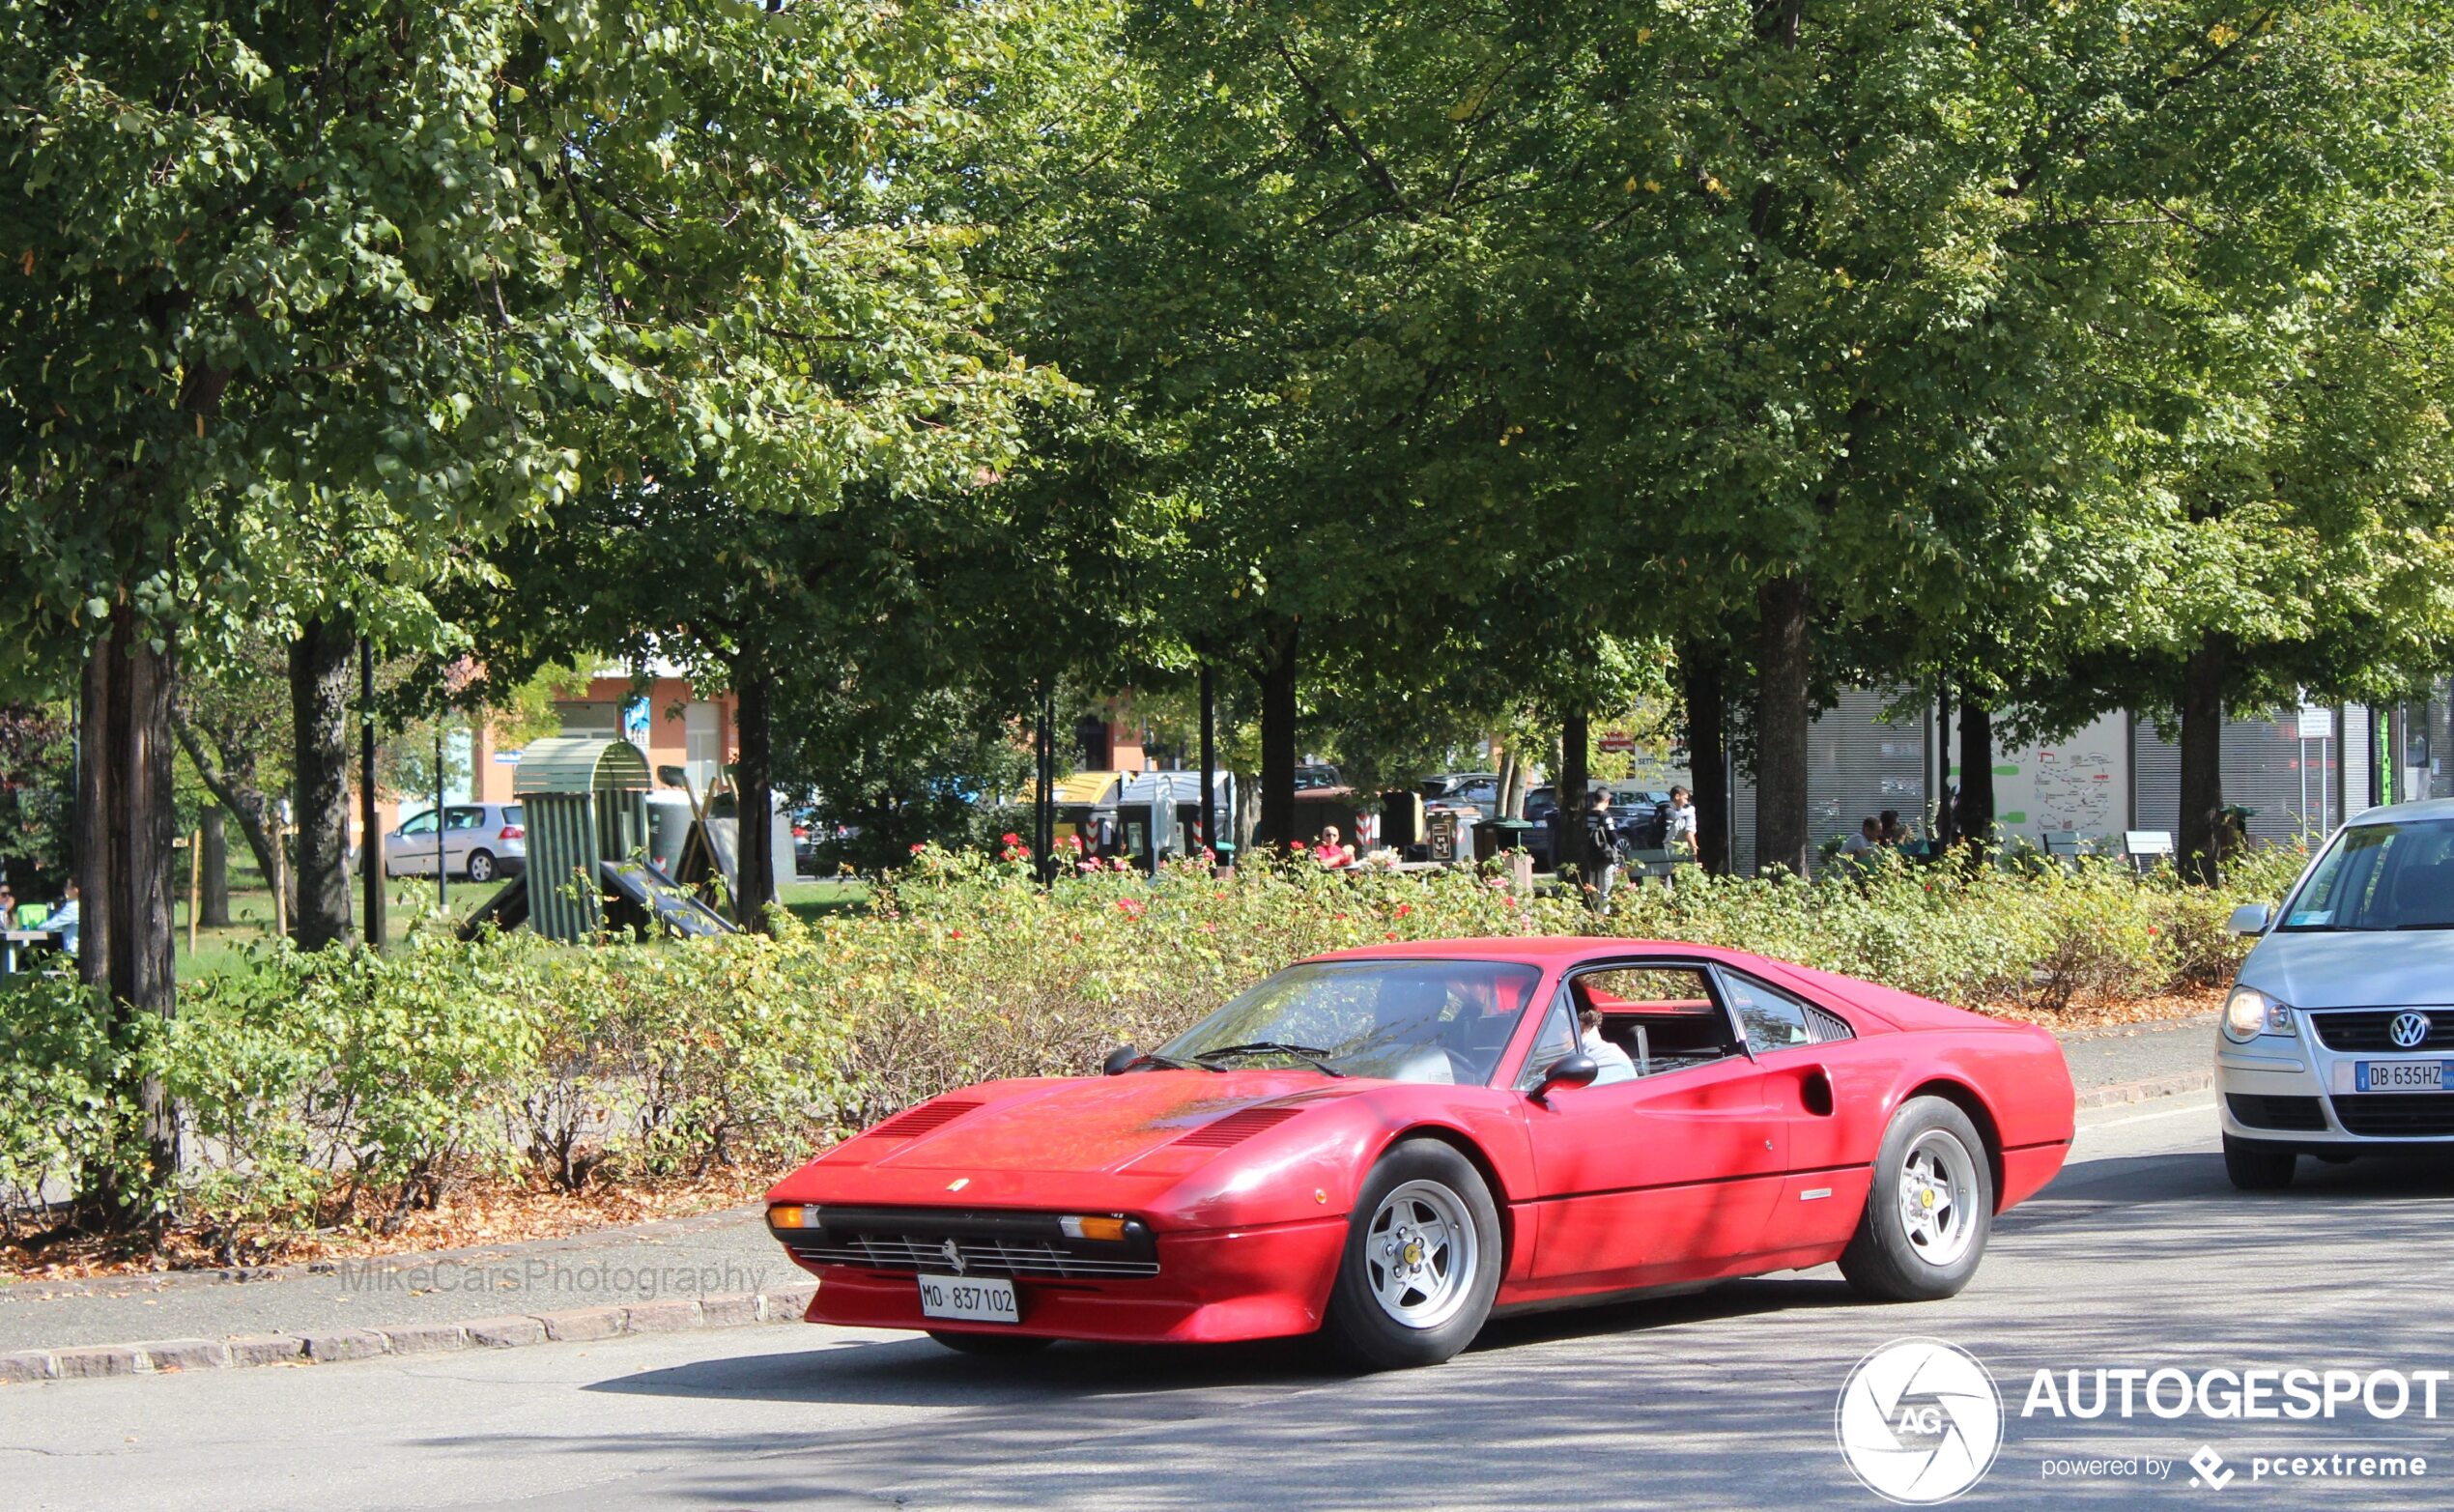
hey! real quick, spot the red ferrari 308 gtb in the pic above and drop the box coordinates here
[764,938,2075,1369]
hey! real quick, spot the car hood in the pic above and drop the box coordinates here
[2242,929,2454,1010]
[846,1070,1354,1175]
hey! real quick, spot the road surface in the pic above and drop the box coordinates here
[10,1091,2452,1510]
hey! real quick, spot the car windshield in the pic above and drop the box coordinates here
[2280,817,2454,931]
[1156,959,1543,1084]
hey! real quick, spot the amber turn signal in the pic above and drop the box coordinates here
[768,1204,817,1229]
[1059,1214,1128,1241]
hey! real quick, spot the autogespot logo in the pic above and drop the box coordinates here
[1837,1338,2005,1504]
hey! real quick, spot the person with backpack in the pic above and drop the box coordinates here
[1583,787,1626,912]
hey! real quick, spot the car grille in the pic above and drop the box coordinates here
[2330,1095,2454,1138]
[2309,1011,2454,1053]
[776,1207,1159,1279]
[2227,1094,2328,1132]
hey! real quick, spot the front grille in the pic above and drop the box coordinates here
[2330,1095,2454,1138]
[777,1206,1159,1279]
[2227,1094,2328,1132]
[2310,1012,2454,1053]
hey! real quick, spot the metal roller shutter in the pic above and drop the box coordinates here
[1728,688,1930,875]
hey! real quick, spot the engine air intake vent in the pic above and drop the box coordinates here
[1173,1106,1302,1149]
[868,1099,984,1140]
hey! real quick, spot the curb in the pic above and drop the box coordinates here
[2075,1070,2214,1110]
[0,1282,816,1386]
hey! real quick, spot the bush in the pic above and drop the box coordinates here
[2,839,2300,1252]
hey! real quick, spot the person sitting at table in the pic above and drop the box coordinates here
[0,885,14,928]
[1311,826,1355,870]
[44,879,78,959]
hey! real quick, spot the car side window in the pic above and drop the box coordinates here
[399,811,438,837]
[1515,996,1579,1090]
[1566,965,1742,1076]
[1721,972,1826,1054]
[446,806,486,831]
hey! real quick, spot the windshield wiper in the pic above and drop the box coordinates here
[1193,1041,1351,1077]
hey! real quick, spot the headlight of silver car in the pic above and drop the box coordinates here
[2222,985,2296,1042]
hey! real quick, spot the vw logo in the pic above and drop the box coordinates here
[2390,1012,2433,1050]
[940,1238,967,1275]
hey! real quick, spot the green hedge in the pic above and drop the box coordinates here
[0,844,2300,1255]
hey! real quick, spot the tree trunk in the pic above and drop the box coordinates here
[287,614,356,950]
[1754,575,1812,877]
[1934,682,1956,848]
[1197,662,1217,857]
[733,667,778,930]
[199,806,231,927]
[77,607,179,1221]
[1682,644,1730,874]
[1254,620,1298,846]
[359,637,385,952]
[169,717,284,909]
[2178,635,2228,885]
[1957,699,1996,852]
[1555,705,1590,876]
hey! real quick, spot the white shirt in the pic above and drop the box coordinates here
[1582,1027,1638,1085]
[1665,801,1698,846]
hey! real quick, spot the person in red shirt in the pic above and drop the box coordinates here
[1311,825,1355,869]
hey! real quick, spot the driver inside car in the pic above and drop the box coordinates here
[1577,1007,1638,1085]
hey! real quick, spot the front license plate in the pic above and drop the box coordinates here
[2354,1060,2453,1093]
[917,1273,1019,1324]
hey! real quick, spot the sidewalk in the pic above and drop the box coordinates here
[0,1013,2212,1375]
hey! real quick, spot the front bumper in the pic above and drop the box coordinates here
[2216,1025,2454,1148]
[776,1214,1349,1344]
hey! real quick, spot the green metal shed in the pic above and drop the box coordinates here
[512,736,652,941]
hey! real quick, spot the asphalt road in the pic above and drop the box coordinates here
[11,1090,2454,1512]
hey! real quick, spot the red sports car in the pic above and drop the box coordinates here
[764,938,2074,1368]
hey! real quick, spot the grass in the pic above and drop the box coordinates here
[170,871,872,978]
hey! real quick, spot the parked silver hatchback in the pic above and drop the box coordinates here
[2216,798,2454,1188]
[383,803,528,884]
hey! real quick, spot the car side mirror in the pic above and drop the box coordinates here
[2226,902,2274,938]
[1102,1044,1143,1076]
[1529,1052,1599,1104]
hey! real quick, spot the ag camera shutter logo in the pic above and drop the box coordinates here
[1837,1338,2004,1503]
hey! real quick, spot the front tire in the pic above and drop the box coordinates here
[927,1330,1052,1357]
[1840,1097,1994,1302]
[2223,1133,2298,1190]
[1322,1139,1501,1370]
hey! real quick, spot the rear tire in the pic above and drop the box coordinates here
[927,1330,1052,1357]
[466,848,497,884]
[1840,1097,1994,1302]
[1322,1139,1501,1370]
[2223,1133,2298,1190]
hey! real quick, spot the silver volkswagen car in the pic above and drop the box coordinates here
[2217,797,2454,1188]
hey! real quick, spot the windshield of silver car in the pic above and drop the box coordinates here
[2280,818,2454,931]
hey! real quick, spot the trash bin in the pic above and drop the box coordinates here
[1475,817,1541,864]
[1428,809,1476,864]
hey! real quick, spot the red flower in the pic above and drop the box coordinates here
[908,842,926,854]
[949,929,962,940]
[1395,902,1412,918]
[1001,832,1020,845]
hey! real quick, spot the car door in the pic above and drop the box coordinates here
[392,810,440,876]
[1518,962,1789,1292]
[1713,966,1868,1254]
[442,805,486,874]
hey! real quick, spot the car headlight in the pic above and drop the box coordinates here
[2222,985,2296,1043]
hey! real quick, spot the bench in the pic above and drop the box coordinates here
[2125,830,2174,875]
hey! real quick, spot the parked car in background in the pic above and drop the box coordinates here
[1421,773,1501,820]
[1295,763,1344,792]
[383,803,527,883]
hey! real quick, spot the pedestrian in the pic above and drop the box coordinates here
[1582,787,1623,912]
[1878,809,1909,846]
[1843,816,1879,858]
[1311,825,1355,870]
[1664,785,1698,857]
[45,878,79,959]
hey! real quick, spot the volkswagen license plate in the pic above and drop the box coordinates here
[917,1273,1019,1324]
[2354,1060,2452,1093]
